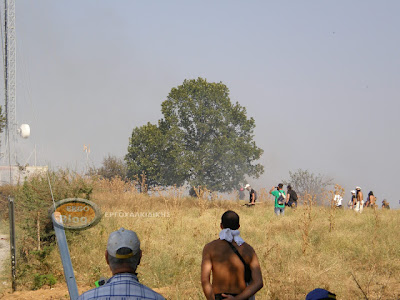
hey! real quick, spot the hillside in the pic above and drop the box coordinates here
[0,178,399,299]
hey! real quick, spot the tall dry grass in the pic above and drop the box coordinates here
[2,177,400,299]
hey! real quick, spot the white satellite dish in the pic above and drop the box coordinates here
[19,124,30,138]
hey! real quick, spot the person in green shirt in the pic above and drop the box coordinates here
[269,183,286,216]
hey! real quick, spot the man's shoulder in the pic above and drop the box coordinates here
[211,239,255,253]
[204,239,249,251]
[204,239,223,249]
[202,239,220,253]
[239,242,256,255]
[77,275,164,300]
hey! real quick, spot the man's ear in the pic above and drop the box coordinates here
[137,250,142,266]
[105,250,109,266]
[238,224,240,229]
[220,223,223,229]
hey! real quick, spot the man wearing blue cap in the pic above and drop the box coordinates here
[78,228,164,300]
[306,288,336,300]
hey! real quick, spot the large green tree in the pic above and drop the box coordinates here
[126,122,165,186]
[125,78,264,192]
[125,122,187,187]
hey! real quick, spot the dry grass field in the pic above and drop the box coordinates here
[1,177,399,299]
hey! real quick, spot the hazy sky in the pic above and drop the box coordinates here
[3,1,399,208]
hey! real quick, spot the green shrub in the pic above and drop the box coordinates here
[7,169,96,288]
[32,273,57,290]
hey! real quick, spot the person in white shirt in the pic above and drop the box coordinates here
[333,192,343,208]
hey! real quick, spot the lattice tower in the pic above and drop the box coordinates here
[3,0,17,166]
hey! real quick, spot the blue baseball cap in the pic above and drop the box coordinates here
[306,288,336,300]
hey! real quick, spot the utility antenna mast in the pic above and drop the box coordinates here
[3,0,17,168]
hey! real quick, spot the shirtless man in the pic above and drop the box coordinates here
[201,211,263,300]
[365,191,376,208]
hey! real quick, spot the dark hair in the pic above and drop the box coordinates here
[287,185,292,191]
[368,191,374,196]
[221,210,240,230]
[277,183,283,189]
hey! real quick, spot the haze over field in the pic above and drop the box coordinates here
[3,1,399,207]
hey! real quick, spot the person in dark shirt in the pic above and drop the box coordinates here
[245,184,257,206]
[349,190,356,209]
[286,185,298,208]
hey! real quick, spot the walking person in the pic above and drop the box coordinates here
[355,186,364,213]
[201,210,263,300]
[286,185,298,208]
[365,191,376,208]
[349,190,356,209]
[333,190,343,208]
[270,184,286,216]
[245,184,257,206]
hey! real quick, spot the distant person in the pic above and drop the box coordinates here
[333,191,343,208]
[369,191,376,208]
[201,210,263,300]
[270,184,286,216]
[286,185,298,208]
[306,288,336,300]
[382,199,390,209]
[349,190,356,209]
[365,191,376,208]
[78,228,164,300]
[245,184,257,206]
[355,186,364,213]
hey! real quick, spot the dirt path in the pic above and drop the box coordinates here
[1,283,71,299]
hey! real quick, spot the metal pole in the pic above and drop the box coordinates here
[8,196,16,292]
[52,212,79,300]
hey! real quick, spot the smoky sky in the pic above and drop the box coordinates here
[2,1,399,208]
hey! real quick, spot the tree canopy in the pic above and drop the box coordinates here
[125,78,264,192]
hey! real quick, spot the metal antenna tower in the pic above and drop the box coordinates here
[3,0,17,168]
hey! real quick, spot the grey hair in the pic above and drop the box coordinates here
[108,247,140,271]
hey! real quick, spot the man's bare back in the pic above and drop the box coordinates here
[203,239,253,294]
[357,190,363,202]
[201,211,263,300]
